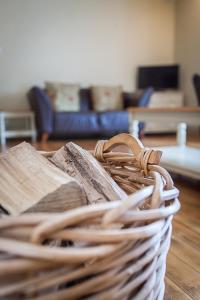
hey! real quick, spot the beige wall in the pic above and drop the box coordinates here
[175,0,200,105]
[0,0,175,110]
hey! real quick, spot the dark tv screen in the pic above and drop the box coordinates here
[138,65,179,90]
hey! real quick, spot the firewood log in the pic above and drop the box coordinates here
[0,142,87,216]
[51,142,127,205]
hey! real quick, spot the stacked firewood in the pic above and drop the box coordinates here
[0,141,126,216]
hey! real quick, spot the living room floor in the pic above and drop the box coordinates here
[2,134,200,299]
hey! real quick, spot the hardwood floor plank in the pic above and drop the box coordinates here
[166,251,200,299]
[174,180,200,237]
[165,277,193,300]
[172,220,200,250]
[170,235,200,272]
[174,214,200,237]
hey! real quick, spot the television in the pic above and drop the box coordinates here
[137,65,179,90]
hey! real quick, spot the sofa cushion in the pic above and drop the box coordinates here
[98,111,129,136]
[45,82,80,112]
[91,85,123,111]
[54,112,100,136]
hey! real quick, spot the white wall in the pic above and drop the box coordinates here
[0,0,175,110]
[175,0,200,105]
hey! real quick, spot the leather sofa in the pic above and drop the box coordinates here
[28,86,153,142]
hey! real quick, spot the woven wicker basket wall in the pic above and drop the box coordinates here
[0,133,180,300]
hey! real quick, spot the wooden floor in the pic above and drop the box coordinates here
[1,134,200,299]
[165,178,200,300]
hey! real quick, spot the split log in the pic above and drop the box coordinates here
[51,142,127,205]
[0,142,87,216]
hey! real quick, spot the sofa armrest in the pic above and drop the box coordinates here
[138,87,154,107]
[80,88,92,111]
[124,88,154,137]
[123,91,143,109]
[123,88,154,109]
[27,86,53,137]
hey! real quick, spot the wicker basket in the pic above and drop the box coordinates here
[0,133,180,300]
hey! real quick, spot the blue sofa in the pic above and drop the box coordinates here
[28,86,153,142]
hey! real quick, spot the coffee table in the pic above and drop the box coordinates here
[128,107,200,139]
[128,107,200,179]
[158,146,200,180]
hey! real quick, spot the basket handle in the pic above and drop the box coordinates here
[97,133,162,165]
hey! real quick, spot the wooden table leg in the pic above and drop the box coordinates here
[132,120,139,139]
[128,113,139,138]
[41,132,49,144]
[176,122,187,146]
[0,112,6,146]
[30,114,36,143]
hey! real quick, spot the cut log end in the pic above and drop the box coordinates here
[0,142,87,216]
[51,142,127,205]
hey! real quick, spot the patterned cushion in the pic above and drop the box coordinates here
[45,82,80,112]
[91,85,123,111]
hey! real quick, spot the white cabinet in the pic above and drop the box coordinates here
[145,90,184,133]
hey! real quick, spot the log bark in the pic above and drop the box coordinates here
[0,142,87,216]
[51,142,127,205]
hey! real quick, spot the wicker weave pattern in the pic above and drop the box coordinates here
[0,134,180,300]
